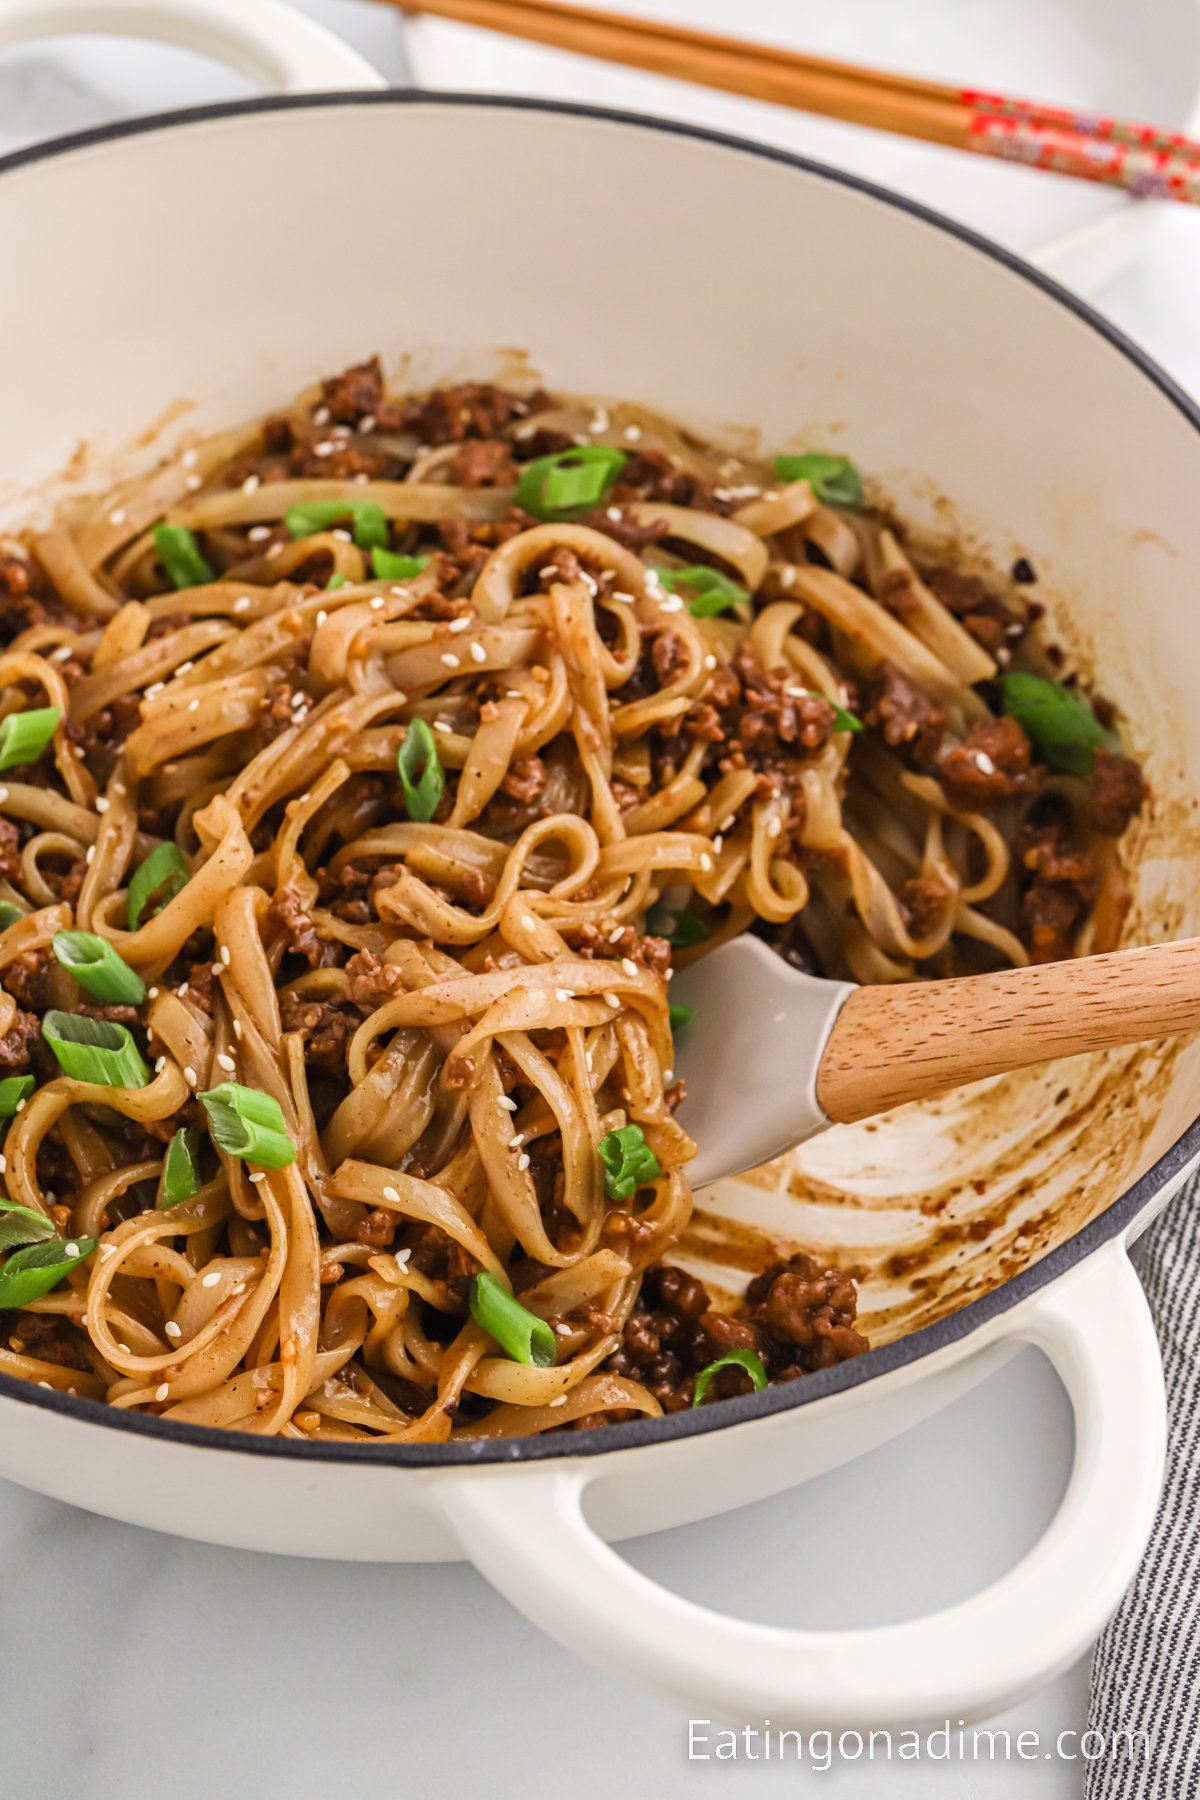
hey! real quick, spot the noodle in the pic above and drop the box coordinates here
[0,360,1146,1437]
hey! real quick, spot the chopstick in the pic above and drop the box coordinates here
[386,0,1200,205]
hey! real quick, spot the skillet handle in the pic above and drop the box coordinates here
[0,0,386,92]
[432,1244,1164,1728]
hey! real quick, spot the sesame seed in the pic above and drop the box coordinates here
[315,610,328,627]
[606,506,622,523]
[720,815,736,832]
[108,506,126,526]
[216,1051,236,1073]
[0,788,7,805]
[85,845,95,865]
[974,751,997,775]
[185,473,202,492]
[555,988,574,1003]
[589,407,610,433]
[394,1248,412,1268]
[99,1244,117,1259]
[624,425,642,442]
[700,853,714,870]
[433,720,452,735]
[147,986,159,999]
[517,1153,531,1171]
[247,1172,265,1185]
[383,1185,401,1204]
[611,591,635,605]
[155,1383,169,1402]
[145,681,164,698]
[154,1056,166,1073]
[521,915,536,930]
[767,817,782,839]
[234,596,252,612]
[608,925,625,942]
[359,415,376,434]
[496,1096,517,1112]
[713,835,724,854]
[248,525,271,542]
[181,448,198,469]
[219,943,231,966]
[704,654,717,670]
[606,994,621,1008]
[660,595,684,614]
[95,795,110,813]
[370,596,385,611]
[313,406,331,426]
[448,616,471,633]
[164,1320,182,1340]
[64,1242,80,1259]
[621,957,638,978]
[14,1100,24,1114]
[184,1066,197,1085]
[177,982,189,997]
[202,1271,221,1288]
[187,699,199,713]
[664,1070,674,1085]
[241,474,260,495]
[312,441,334,457]
[331,527,351,543]
[117,1343,131,1354]
[232,1018,242,1038]
[470,641,487,664]
[548,1395,567,1407]
[779,566,796,589]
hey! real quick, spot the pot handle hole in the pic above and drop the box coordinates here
[0,0,385,93]
[431,1243,1165,1728]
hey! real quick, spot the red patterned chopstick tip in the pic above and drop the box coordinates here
[961,87,1200,159]
[967,112,1200,203]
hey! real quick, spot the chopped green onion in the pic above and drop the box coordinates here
[598,1123,661,1203]
[773,453,864,508]
[127,841,190,930]
[800,690,862,733]
[658,566,748,618]
[154,524,214,590]
[198,1083,296,1168]
[325,573,349,592]
[0,900,28,930]
[0,1197,58,1254]
[514,446,627,521]
[645,903,709,948]
[0,1236,97,1309]
[469,1270,556,1368]
[0,706,62,773]
[52,930,146,1005]
[372,548,431,581]
[668,1002,694,1030]
[693,1347,768,1407]
[42,1011,149,1088]
[162,1127,201,1209]
[397,717,445,823]
[0,1075,33,1118]
[996,671,1114,777]
[285,499,388,551]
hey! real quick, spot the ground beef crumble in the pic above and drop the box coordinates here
[938,717,1042,810]
[607,1256,867,1413]
[863,661,946,762]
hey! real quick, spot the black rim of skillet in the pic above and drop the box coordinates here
[2,90,1199,1468]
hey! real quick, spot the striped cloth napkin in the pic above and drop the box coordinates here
[1087,1185,1200,1798]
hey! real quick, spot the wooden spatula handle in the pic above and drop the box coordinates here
[816,936,1200,1124]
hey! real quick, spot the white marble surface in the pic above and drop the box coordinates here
[2,3,1198,1793]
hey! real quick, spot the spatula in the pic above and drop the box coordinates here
[672,934,1200,1187]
